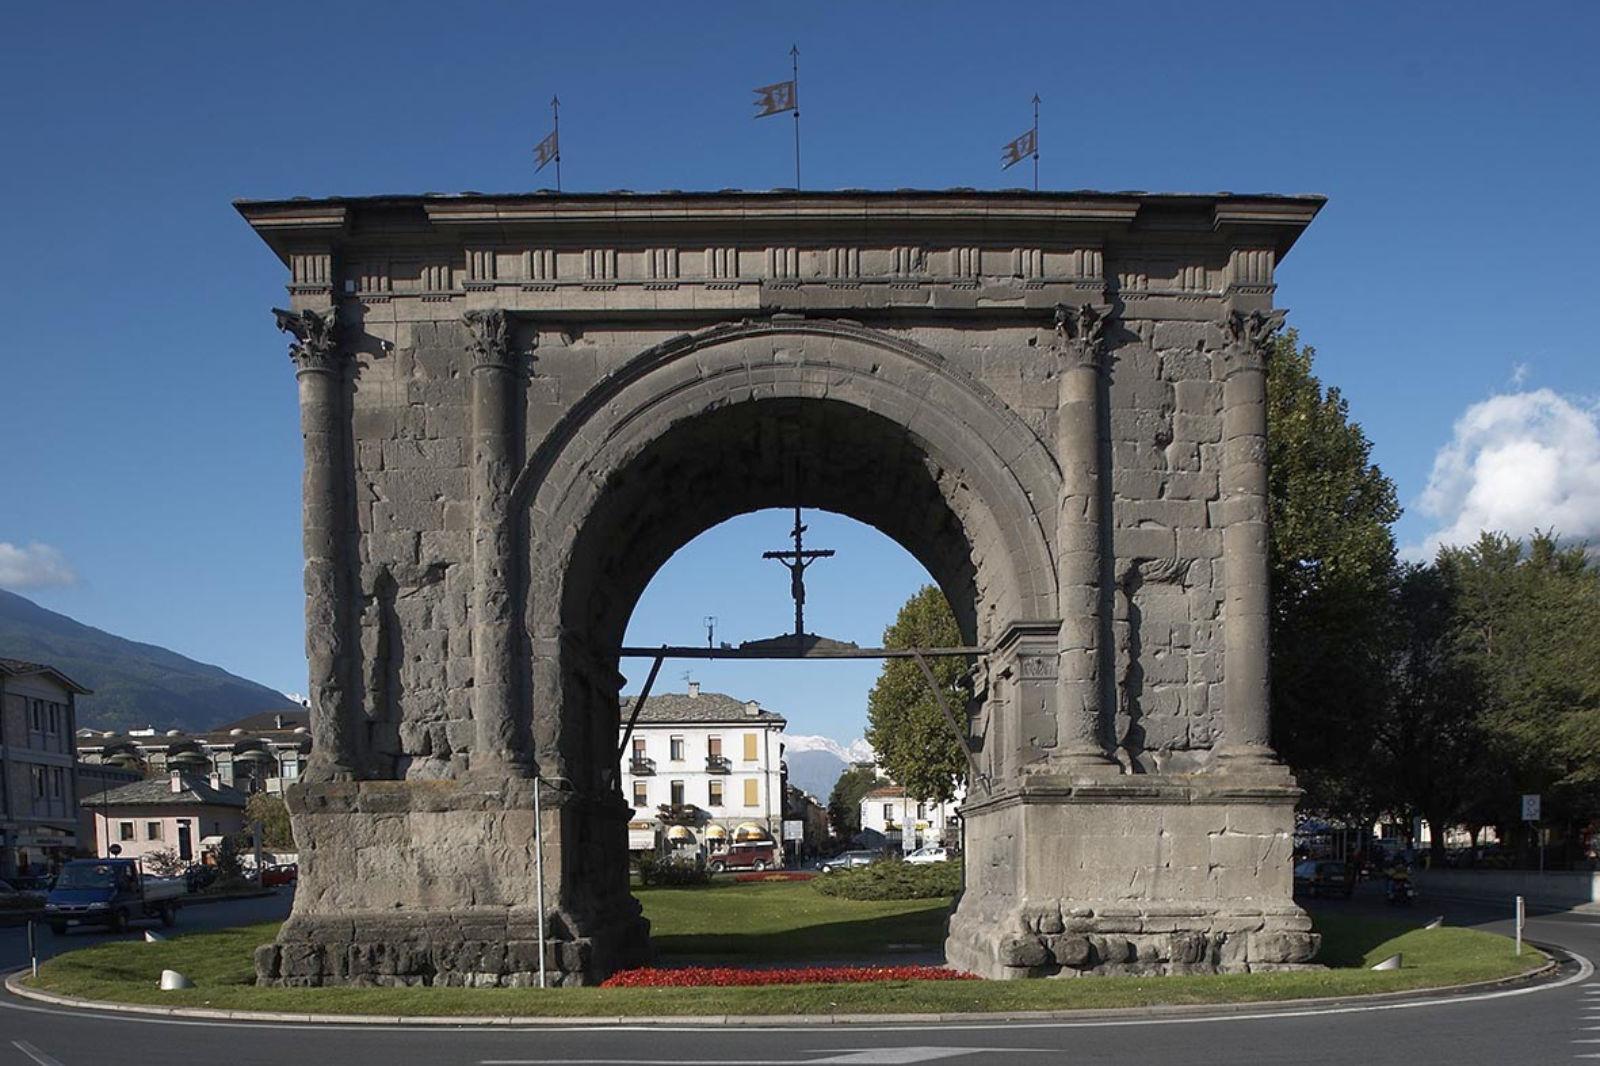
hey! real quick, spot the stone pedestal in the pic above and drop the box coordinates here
[255,780,648,987]
[946,771,1318,978]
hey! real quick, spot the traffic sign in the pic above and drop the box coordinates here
[1521,794,1541,822]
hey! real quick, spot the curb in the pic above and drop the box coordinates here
[3,950,1563,1029]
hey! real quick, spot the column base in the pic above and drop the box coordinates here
[257,779,648,987]
[946,772,1316,979]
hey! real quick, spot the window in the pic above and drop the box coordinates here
[51,767,63,798]
[669,736,685,762]
[632,781,649,807]
[743,779,759,807]
[146,821,163,841]
[669,780,685,806]
[742,733,758,761]
[282,759,300,780]
[47,704,59,734]
[632,736,647,758]
[707,735,722,758]
[118,821,135,841]
[883,803,894,819]
[30,700,43,732]
[31,766,45,798]
[708,780,723,807]
[916,802,927,819]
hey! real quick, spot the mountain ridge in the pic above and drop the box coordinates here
[0,589,296,733]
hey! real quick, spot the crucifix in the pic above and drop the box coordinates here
[762,504,834,641]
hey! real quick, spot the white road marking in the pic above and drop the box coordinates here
[483,1051,1027,1065]
[11,1042,63,1066]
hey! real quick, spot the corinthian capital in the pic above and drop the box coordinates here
[463,308,513,370]
[1053,302,1113,369]
[1218,307,1287,376]
[273,307,341,374]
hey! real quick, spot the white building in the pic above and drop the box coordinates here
[618,683,787,855]
[859,783,960,852]
[1,659,89,878]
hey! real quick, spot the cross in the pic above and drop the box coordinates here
[762,504,834,642]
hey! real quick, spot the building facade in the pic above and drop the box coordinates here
[85,771,248,863]
[619,684,786,855]
[77,709,311,795]
[859,784,959,852]
[0,659,89,878]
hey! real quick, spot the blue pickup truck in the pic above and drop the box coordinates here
[44,858,186,935]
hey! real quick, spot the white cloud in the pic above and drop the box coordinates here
[0,542,78,590]
[1405,389,1600,560]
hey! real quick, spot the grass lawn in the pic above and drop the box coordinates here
[23,883,1547,1018]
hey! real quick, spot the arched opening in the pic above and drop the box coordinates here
[614,509,958,965]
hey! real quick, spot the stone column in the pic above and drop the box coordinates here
[463,309,528,778]
[275,307,360,781]
[1050,303,1116,768]
[1216,307,1287,767]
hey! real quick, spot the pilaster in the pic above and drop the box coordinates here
[1215,307,1286,770]
[1048,303,1117,770]
[463,309,529,779]
[275,306,361,781]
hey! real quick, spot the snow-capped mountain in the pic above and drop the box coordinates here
[784,734,875,763]
[782,734,876,799]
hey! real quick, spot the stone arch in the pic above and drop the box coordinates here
[515,319,1061,781]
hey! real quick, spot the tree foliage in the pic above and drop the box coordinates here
[1266,332,1401,820]
[245,791,294,850]
[864,585,968,804]
[826,765,881,837]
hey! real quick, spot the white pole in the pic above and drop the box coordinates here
[534,772,547,990]
[1515,895,1524,955]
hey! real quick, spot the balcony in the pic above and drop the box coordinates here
[705,754,732,774]
[629,756,656,775]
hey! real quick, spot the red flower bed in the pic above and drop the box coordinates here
[601,964,976,988]
[733,871,815,883]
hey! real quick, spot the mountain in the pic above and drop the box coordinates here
[0,589,298,733]
[783,734,875,799]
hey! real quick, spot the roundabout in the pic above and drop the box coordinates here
[2,890,1596,1065]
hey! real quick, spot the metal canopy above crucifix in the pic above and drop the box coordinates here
[761,504,834,643]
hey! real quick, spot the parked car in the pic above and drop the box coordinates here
[44,858,186,934]
[818,850,880,873]
[1293,859,1354,899]
[905,846,949,865]
[260,863,299,887]
[708,843,777,873]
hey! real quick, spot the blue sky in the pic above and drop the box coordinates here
[2,2,1596,745]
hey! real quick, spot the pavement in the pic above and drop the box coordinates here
[1,883,1597,1064]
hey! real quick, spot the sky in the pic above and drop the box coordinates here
[2,2,1596,745]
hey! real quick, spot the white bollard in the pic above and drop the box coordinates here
[159,969,194,990]
[144,930,165,943]
[1515,895,1525,956]
[1424,916,1444,929]
[1371,953,1403,971]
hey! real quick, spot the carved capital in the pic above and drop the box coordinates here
[1218,308,1287,377]
[463,308,514,370]
[274,307,341,375]
[1053,302,1112,369]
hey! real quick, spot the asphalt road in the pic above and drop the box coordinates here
[0,885,1595,1066]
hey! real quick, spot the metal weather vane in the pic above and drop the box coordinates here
[534,95,561,190]
[761,504,834,642]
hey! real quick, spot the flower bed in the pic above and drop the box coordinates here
[601,964,976,988]
[733,870,815,883]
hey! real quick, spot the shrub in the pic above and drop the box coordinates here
[733,870,814,883]
[812,858,961,901]
[636,855,712,887]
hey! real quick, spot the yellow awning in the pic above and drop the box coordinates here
[705,825,728,839]
[666,825,693,842]
[733,822,770,841]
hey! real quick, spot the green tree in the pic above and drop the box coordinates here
[827,765,882,837]
[864,585,968,805]
[1439,532,1600,841]
[1266,332,1402,821]
[1373,563,1487,861]
[245,791,294,850]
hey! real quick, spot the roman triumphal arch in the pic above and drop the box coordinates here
[240,189,1324,985]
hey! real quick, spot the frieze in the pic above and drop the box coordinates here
[1017,651,1058,681]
